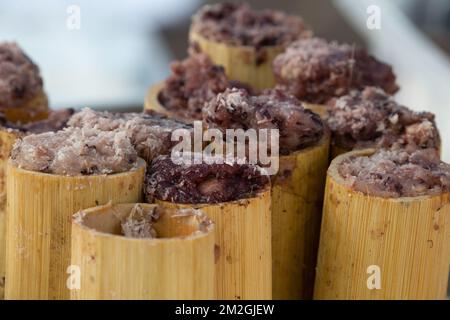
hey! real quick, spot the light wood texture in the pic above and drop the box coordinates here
[158,188,272,300]
[271,133,330,300]
[5,159,146,300]
[1,91,50,124]
[71,203,215,300]
[0,129,21,299]
[314,149,450,300]
[189,30,283,91]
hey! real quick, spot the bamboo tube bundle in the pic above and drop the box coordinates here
[146,155,272,300]
[189,3,312,91]
[271,133,330,300]
[71,203,215,300]
[315,149,450,299]
[5,127,146,300]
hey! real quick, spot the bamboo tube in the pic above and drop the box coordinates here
[144,82,174,118]
[0,129,22,299]
[302,102,328,119]
[1,91,50,124]
[189,30,283,91]
[271,132,330,300]
[5,159,146,300]
[314,149,450,300]
[157,187,272,300]
[71,203,215,300]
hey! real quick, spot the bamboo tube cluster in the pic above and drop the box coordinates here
[189,31,283,91]
[314,149,450,300]
[0,129,22,299]
[5,159,146,300]
[271,133,330,299]
[71,203,215,300]
[157,187,272,300]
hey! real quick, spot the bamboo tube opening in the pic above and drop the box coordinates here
[315,149,450,300]
[76,203,213,239]
[156,186,272,300]
[189,30,283,91]
[5,158,146,300]
[71,203,215,300]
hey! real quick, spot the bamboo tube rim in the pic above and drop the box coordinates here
[7,158,147,180]
[73,202,214,243]
[144,82,169,114]
[329,148,449,202]
[189,29,284,53]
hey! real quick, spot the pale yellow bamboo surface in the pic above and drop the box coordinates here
[1,91,49,124]
[158,187,272,300]
[314,149,450,300]
[5,159,146,300]
[189,30,283,91]
[0,129,21,299]
[71,203,215,300]
[144,82,171,117]
[271,133,330,300]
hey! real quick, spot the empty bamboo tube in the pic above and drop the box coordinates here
[271,132,330,300]
[189,30,283,91]
[5,159,146,300]
[0,129,22,299]
[157,187,272,300]
[71,203,215,300]
[314,149,450,300]
[1,91,50,124]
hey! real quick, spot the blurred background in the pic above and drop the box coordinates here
[0,0,449,157]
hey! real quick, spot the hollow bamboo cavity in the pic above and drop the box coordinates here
[1,91,50,124]
[0,129,22,299]
[189,30,283,91]
[157,187,272,300]
[71,203,215,300]
[314,149,450,300]
[5,159,146,300]
[271,133,330,300]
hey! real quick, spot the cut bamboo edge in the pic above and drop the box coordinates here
[5,158,146,300]
[314,149,450,300]
[71,202,215,300]
[144,82,179,120]
[189,30,284,91]
[271,131,330,300]
[157,186,272,300]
